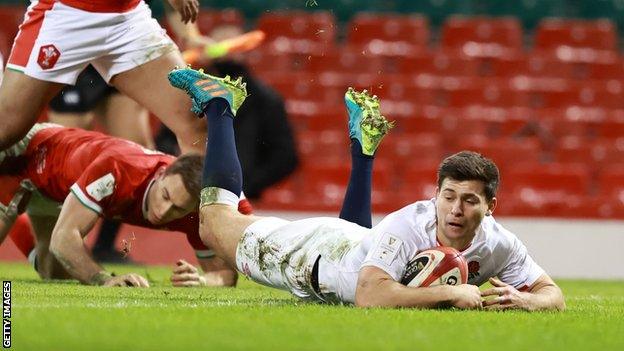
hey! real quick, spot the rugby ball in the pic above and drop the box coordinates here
[400,247,468,287]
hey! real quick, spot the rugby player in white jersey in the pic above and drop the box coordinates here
[168,67,565,311]
[0,0,205,156]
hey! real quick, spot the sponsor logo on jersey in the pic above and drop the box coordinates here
[86,173,115,201]
[37,44,60,70]
[374,233,403,265]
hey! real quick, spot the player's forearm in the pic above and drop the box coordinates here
[355,279,453,308]
[0,213,16,246]
[49,228,107,285]
[166,12,202,46]
[524,285,566,311]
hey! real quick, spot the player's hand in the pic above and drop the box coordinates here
[167,0,199,23]
[481,277,530,311]
[103,273,150,287]
[0,180,34,220]
[171,259,206,287]
[450,284,483,309]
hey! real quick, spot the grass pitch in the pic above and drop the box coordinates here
[2,262,623,351]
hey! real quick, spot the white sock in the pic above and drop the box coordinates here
[200,187,239,208]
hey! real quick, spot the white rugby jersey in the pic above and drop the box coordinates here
[317,199,544,304]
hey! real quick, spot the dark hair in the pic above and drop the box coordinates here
[163,154,203,203]
[437,151,500,201]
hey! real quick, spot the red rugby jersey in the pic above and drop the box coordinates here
[6,125,252,255]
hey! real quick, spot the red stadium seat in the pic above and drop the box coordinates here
[590,138,624,166]
[598,166,624,198]
[306,48,385,75]
[435,83,531,108]
[246,49,294,74]
[400,161,440,200]
[303,159,393,190]
[506,163,591,195]
[537,107,607,139]
[294,159,394,211]
[554,136,597,166]
[377,133,444,165]
[195,9,244,34]
[452,136,542,173]
[296,130,349,164]
[487,53,575,78]
[257,11,337,47]
[575,60,624,80]
[255,174,302,211]
[269,79,343,106]
[395,110,446,134]
[441,16,523,49]
[397,51,480,76]
[528,85,624,109]
[347,13,429,48]
[598,111,624,139]
[535,19,617,51]
[459,106,532,138]
[495,162,594,217]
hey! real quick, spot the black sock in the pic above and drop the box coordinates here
[201,98,242,197]
[339,139,374,228]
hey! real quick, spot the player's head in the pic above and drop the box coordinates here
[434,151,499,244]
[146,154,202,225]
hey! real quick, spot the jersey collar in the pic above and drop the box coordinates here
[142,178,156,221]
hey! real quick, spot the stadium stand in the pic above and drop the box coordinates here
[1,1,622,218]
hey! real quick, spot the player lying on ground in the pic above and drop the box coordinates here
[0,124,251,287]
[169,67,565,310]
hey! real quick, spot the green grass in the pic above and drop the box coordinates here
[2,262,624,351]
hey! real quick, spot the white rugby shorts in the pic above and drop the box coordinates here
[236,217,326,301]
[7,0,177,84]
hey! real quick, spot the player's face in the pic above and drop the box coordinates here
[147,174,195,225]
[435,178,496,248]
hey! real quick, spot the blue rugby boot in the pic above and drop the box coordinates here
[168,66,247,116]
[344,87,394,156]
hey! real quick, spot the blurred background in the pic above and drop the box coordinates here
[0,0,622,278]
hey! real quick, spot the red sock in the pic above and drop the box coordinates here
[8,214,35,257]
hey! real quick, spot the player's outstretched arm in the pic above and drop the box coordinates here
[0,181,33,245]
[355,266,482,309]
[49,194,149,287]
[170,257,237,287]
[481,274,565,311]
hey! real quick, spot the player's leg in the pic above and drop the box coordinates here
[48,65,112,130]
[339,88,393,228]
[47,111,94,130]
[110,52,206,154]
[101,94,155,149]
[0,71,64,150]
[7,215,35,258]
[168,67,258,266]
[0,179,35,245]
